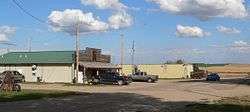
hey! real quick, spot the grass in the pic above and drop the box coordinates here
[0,89,81,102]
[186,96,250,112]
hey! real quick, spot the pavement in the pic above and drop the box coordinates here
[0,79,250,112]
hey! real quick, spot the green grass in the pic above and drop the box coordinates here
[186,96,250,112]
[0,90,81,102]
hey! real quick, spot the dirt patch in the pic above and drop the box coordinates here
[1,79,250,111]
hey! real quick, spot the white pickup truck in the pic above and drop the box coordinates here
[129,72,158,83]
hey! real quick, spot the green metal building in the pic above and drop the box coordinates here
[0,51,75,83]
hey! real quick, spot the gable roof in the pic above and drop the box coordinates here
[0,51,75,64]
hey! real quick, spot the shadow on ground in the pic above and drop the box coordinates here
[179,78,250,86]
[0,92,250,112]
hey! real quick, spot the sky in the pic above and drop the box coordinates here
[0,0,250,64]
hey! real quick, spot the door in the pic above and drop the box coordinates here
[100,74,112,84]
[132,72,142,80]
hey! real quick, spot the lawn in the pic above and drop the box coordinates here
[0,90,80,102]
[186,96,250,112]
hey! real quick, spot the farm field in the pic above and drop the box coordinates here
[207,64,250,77]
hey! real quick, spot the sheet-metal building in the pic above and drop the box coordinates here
[121,64,193,79]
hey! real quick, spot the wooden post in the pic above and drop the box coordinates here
[83,67,86,76]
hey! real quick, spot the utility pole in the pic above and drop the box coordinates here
[131,40,135,74]
[28,37,32,52]
[120,34,124,75]
[6,48,10,53]
[75,23,80,83]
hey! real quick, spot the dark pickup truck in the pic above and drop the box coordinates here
[91,73,131,85]
[129,72,158,83]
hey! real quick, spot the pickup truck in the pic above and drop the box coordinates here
[91,72,131,85]
[129,72,158,83]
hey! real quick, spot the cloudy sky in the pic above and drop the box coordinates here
[1,0,250,64]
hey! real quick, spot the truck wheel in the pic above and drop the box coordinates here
[128,77,133,82]
[117,80,123,86]
[147,78,153,83]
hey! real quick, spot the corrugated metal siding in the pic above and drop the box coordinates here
[0,51,75,64]
[121,64,193,79]
[0,64,73,83]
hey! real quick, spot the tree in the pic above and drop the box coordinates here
[165,59,185,64]
[176,59,184,64]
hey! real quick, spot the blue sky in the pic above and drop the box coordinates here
[0,0,250,64]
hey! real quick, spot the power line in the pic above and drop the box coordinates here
[11,0,95,31]
[0,42,16,46]
[12,0,46,24]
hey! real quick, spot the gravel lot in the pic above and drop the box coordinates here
[0,79,250,112]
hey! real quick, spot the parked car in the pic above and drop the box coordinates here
[0,70,25,83]
[206,73,220,81]
[129,72,158,83]
[93,73,130,85]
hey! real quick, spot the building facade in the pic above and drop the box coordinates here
[78,48,120,83]
[0,51,75,83]
[0,48,119,83]
[121,64,193,79]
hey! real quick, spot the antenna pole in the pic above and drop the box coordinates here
[28,37,32,52]
[120,34,124,75]
[132,40,135,74]
[75,23,80,83]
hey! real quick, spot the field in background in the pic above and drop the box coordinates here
[206,64,250,78]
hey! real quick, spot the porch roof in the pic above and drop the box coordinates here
[79,62,121,69]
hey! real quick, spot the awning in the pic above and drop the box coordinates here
[79,62,121,69]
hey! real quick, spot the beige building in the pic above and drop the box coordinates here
[0,51,75,83]
[121,64,193,79]
[0,48,119,83]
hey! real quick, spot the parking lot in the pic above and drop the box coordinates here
[1,78,250,112]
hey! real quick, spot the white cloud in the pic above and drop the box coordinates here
[108,12,133,30]
[231,40,250,53]
[79,0,133,31]
[48,9,109,35]
[48,9,133,35]
[0,26,16,34]
[234,40,247,46]
[166,48,206,57]
[81,0,127,10]
[0,26,16,42]
[176,25,210,37]
[0,34,9,42]
[217,26,241,34]
[148,0,248,20]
